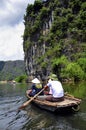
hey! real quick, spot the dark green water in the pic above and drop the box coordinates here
[0,82,86,130]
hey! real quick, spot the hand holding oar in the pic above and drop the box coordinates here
[19,88,45,110]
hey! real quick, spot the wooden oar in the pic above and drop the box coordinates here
[19,88,45,110]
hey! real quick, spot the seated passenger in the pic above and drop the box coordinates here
[26,78,44,97]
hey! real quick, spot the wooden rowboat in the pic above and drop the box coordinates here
[26,92,82,113]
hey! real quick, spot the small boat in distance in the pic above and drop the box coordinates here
[26,91,82,113]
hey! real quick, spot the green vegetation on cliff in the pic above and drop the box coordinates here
[23,0,86,82]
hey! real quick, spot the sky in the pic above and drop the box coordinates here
[0,0,35,61]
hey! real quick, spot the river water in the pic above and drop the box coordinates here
[0,82,86,130]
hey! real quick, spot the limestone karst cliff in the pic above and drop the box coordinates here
[23,0,86,82]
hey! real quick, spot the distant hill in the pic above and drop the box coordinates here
[0,60,25,81]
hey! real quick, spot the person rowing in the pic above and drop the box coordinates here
[44,74,64,102]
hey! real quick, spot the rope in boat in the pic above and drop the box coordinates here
[72,105,80,112]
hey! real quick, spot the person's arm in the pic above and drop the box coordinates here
[44,85,48,89]
[26,89,32,95]
[44,85,50,95]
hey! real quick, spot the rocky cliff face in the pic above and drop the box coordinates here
[24,0,53,78]
[23,0,86,81]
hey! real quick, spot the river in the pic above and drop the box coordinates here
[0,82,86,130]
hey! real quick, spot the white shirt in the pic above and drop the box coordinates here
[47,80,64,98]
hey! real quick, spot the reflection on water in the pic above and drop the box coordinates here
[23,101,86,130]
[0,82,86,130]
[0,83,28,130]
[63,81,86,99]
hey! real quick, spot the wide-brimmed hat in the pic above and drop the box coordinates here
[31,78,40,83]
[48,74,58,80]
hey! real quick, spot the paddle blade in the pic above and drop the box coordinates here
[18,105,26,110]
[18,88,45,110]
[18,100,31,110]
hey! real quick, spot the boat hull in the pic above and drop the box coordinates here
[26,93,81,113]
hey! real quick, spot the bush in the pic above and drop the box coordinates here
[15,75,28,83]
[66,62,84,82]
[77,58,86,80]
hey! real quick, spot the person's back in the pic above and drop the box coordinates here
[47,80,64,98]
[44,74,64,102]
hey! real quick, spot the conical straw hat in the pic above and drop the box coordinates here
[31,78,40,83]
